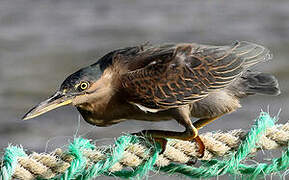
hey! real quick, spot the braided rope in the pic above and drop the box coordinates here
[1,112,289,179]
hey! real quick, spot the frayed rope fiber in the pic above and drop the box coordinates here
[1,112,289,179]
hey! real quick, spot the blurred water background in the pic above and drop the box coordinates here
[0,0,289,179]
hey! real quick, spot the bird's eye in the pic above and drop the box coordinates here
[78,81,89,91]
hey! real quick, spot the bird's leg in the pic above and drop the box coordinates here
[172,107,205,158]
[133,107,205,157]
[135,127,202,155]
[193,116,222,130]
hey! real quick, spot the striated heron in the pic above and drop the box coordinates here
[22,41,280,157]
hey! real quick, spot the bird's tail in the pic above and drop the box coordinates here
[241,71,280,96]
[232,41,273,68]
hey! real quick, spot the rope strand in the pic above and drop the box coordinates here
[1,112,289,179]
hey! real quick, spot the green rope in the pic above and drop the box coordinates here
[1,112,289,180]
[0,146,27,180]
[160,112,278,179]
[59,138,95,180]
[81,135,161,180]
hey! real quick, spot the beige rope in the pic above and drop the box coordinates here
[11,122,289,180]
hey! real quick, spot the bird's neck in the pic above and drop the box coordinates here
[76,93,133,126]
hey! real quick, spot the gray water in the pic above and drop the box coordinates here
[0,0,289,179]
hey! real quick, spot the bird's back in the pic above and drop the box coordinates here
[119,41,273,111]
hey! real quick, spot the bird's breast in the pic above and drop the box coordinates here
[76,99,174,126]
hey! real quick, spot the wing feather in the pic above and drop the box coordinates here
[121,41,271,110]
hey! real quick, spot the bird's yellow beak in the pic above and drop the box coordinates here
[22,91,73,120]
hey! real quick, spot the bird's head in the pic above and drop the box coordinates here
[22,46,138,120]
[22,63,115,120]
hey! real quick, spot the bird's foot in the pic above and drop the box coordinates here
[194,135,205,158]
[154,137,168,154]
[132,131,167,154]
[184,136,205,165]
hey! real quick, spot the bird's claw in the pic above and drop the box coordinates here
[186,157,198,165]
[185,136,205,165]
[154,138,168,154]
[194,136,205,158]
[132,131,167,154]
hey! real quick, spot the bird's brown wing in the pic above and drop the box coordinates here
[121,41,270,111]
